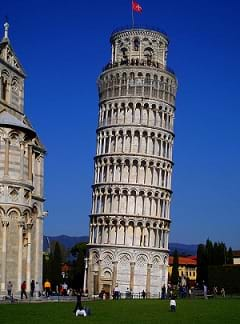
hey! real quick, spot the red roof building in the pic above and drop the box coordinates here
[168,256,197,284]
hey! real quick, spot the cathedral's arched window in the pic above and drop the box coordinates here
[11,77,19,94]
[133,37,140,51]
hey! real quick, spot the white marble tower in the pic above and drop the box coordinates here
[87,27,177,297]
[0,22,46,295]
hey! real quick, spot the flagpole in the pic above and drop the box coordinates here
[131,1,134,28]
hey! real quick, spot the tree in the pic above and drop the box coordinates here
[227,247,233,264]
[196,244,208,284]
[206,238,213,265]
[49,241,63,291]
[171,249,179,285]
[197,239,232,286]
[69,242,87,290]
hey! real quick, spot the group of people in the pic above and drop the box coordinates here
[6,280,41,300]
[213,286,226,297]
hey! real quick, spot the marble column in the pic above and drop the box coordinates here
[28,145,32,181]
[130,262,135,292]
[26,223,32,291]
[83,257,88,293]
[17,221,24,291]
[146,263,152,296]
[35,215,44,289]
[98,259,102,292]
[87,257,93,296]
[1,219,9,292]
[112,261,118,292]
[4,138,10,176]
[20,142,25,179]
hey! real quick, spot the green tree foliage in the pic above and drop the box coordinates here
[69,242,87,290]
[50,241,63,290]
[171,249,179,285]
[226,248,233,264]
[197,244,208,284]
[208,265,240,294]
[43,241,64,291]
[197,239,232,285]
[43,253,51,283]
[206,239,213,265]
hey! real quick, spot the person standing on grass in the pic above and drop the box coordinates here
[73,290,83,314]
[44,279,51,297]
[113,285,120,299]
[7,281,13,297]
[203,284,208,299]
[62,282,68,296]
[221,288,225,297]
[161,285,166,299]
[35,281,40,299]
[30,280,35,297]
[170,296,177,312]
[21,281,27,299]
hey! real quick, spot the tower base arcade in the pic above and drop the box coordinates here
[87,246,168,298]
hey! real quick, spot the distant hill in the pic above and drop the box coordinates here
[43,235,89,252]
[169,243,198,256]
[44,235,198,256]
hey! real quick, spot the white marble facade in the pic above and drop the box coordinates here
[0,23,46,295]
[87,28,177,297]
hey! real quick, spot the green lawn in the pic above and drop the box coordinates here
[1,298,240,324]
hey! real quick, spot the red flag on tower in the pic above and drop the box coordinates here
[132,1,142,13]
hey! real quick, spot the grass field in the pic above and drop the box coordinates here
[1,298,240,324]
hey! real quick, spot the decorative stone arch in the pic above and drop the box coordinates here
[23,209,32,226]
[102,251,114,265]
[102,267,112,280]
[11,76,20,94]
[118,252,132,265]
[9,130,20,143]
[1,69,10,101]
[163,254,168,265]
[136,253,149,267]
[7,207,21,220]
[32,204,39,220]
[91,250,100,264]
[0,127,5,138]
[151,255,161,266]
[0,207,5,218]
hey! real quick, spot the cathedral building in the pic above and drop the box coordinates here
[87,27,177,297]
[0,22,46,294]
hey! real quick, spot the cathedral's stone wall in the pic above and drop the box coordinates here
[87,28,177,297]
[0,23,46,295]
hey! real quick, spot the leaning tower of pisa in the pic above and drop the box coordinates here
[87,27,177,297]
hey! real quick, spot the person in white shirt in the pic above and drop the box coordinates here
[35,281,40,299]
[170,297,176,312]
[76,308,87,317]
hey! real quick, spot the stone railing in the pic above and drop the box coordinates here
[98,81,175,105]
[102,59,175,76]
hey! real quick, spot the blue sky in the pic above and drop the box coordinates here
[3,0,240,248]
